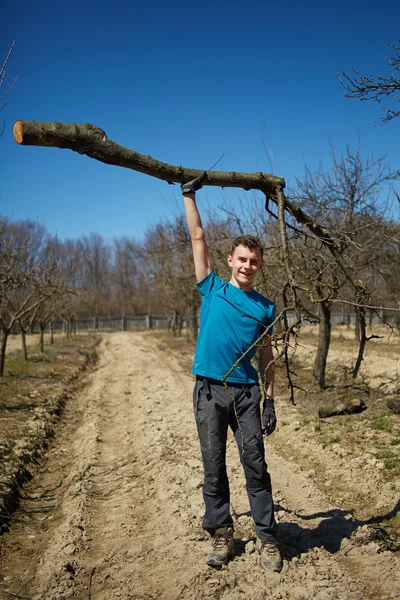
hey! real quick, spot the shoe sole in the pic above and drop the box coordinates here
[260,560,283,572]
[206,552,234,567]
[206,557,227,568]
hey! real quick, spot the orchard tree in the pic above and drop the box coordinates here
[295,143,399,388]
[112,237,150,316]
[0,219,59,375]
[140,217,201,338]
[78,233,112,325]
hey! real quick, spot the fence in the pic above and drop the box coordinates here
[29,315,173,334]
[26,308,399,336]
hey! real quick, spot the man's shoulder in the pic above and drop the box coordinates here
[196,270,226,296]
[251,288,275,308]
[197,270,223,286]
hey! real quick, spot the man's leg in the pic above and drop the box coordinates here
[193,378,233,533]
[193,378,235,566]
[230,384,282,570]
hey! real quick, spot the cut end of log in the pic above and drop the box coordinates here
[13,120,23,144]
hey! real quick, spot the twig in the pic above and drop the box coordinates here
[207,153,225,171]
[0,586,31,600]
[88,567,95,600]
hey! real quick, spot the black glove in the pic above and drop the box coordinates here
[262,397,277,436]
[181,171,207,194]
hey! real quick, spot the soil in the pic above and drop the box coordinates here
[0,329,399,600]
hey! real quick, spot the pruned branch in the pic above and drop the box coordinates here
[13,120,284,197]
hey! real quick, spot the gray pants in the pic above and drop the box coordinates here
[193,376,278,542]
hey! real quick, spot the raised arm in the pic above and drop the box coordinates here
[181,173,212,283]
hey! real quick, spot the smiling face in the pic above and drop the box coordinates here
[227,244,263,292]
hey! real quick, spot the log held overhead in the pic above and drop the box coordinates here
[13,119,285,198]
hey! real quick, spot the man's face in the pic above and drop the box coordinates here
[227,244,263,291]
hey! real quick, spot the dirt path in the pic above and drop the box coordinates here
[1,332,399,600]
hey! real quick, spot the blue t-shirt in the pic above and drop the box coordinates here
[193,271,275,384]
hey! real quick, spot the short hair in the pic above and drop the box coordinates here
[231,235,264,260]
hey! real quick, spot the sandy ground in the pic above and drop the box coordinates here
[1,331,399,600]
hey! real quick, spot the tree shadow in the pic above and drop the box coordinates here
[233,500,400,559]
[7,373,48,379]
[0,401,42,411]
[275,498,400,559]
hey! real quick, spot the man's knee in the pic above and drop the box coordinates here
[240,436,269,481]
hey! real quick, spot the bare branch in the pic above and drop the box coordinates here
[0,41,17,136]
[338,39,400,124]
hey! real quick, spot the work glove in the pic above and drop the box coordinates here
[262,397,277,436]
[181,171,207,194]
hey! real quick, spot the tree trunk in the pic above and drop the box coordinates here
[312,300,332,389]
[50,321,54,345]
[355,314,361,341]
[352,306,366,378]
[0,329,9,377]
[39,325,45,353]
[178,313,183,337]
[188,315,198,342]
[21,330,28,361]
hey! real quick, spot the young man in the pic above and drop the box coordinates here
[182,173,282,572]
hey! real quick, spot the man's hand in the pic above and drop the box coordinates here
[262,397,277,436]
[181,171,207,195]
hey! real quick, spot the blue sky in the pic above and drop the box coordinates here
[2,0,399,241]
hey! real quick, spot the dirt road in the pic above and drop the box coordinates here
[1,332,399,600]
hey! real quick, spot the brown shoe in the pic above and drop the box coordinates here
[256,537,283,572]
[206,527,235,567]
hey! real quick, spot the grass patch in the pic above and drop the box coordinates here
[370,415,391,432]
[375,450,400,472]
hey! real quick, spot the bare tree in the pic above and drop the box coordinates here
[112,237,149,317]
[140,217,201,338]
[78,233,112,327]
[0,219,59,375]
[338,39,400,124]
[295,143,399,387]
